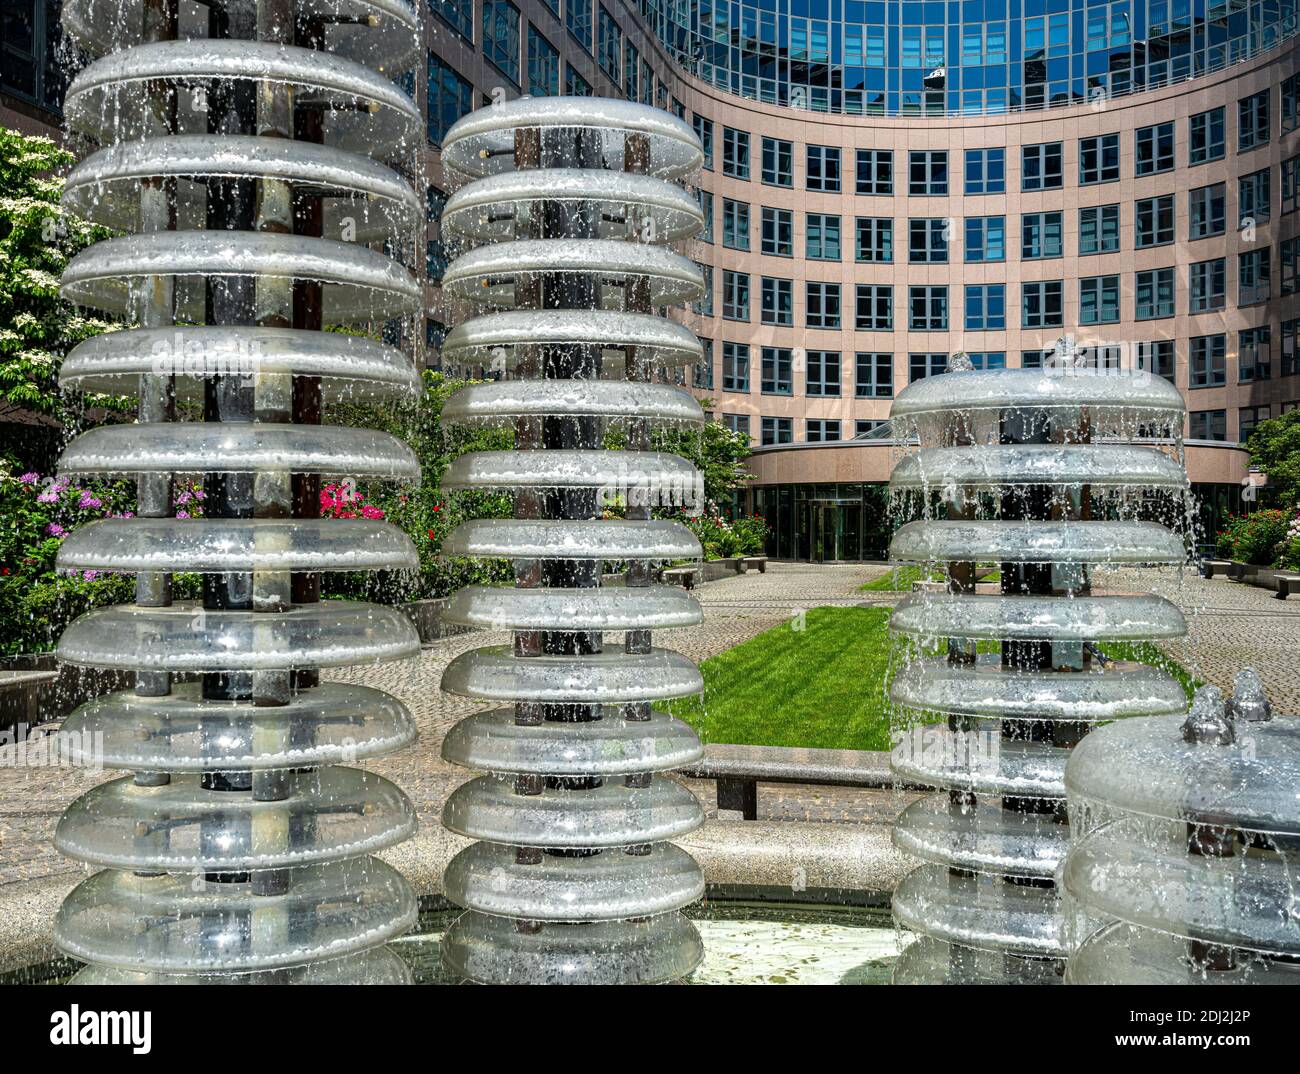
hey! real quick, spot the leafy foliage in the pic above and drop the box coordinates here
[1215,508,1291,566]
[0,127,119,429]
[1246,409,1300,510]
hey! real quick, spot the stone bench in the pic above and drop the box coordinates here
[738,555,768,574]
[663,566,700,590]
[678,742,894,820]
[1275,575,1300,600]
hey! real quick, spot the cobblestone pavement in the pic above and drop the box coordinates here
[2,561,1296,889]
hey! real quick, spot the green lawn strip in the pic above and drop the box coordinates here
[671,608,1198,751]
[668,605,896,751]
[859,566,1002,592]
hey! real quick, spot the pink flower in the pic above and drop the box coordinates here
[46,523,66,537]
[78,492,102,509]
[175,510,189,519]
[82,570,98,581]
[36,488,58,504]
[361,505,384,519]
[19,472,39,485]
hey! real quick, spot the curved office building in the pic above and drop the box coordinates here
[5,0,1294,559]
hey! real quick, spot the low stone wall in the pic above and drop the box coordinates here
[1,656,133,734]
[396,598,475,646]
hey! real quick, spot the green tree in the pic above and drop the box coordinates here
[0,127,117,436]
[652,409,753,510]
[1246,409,1300,508]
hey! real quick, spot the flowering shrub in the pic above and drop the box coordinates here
[1277,509,1300,570]
[680,507,768,560]
[1216,509,1292,567]
[319,481,384,521]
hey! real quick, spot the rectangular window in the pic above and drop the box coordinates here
[1021,349,1047,369]
[1190,258,1226,312]
[722,198,750,250]
[692,263,712,316]
[965,216,1006,262]
[909,150,948,195]
[856,149,893,194]
[1285,73,1300,135]
[1239,406,1270,441]
[426,54,474,145]
[1189,183,1226,239]
[806,282,842,329]
[1135,195,1175,247]
[1239,249,1270,306]
[1022,281,1064,328]
[855,420,887,438]
[596,5,620,83]
[527,26,559,96]
[565,0,592,50]
[1285,155,1300,215]
[696,189,713,243]
[1021,212,1063,259]
[435,0,474,39]
[761,417,793,445]
[1080,275,1121,325]
[762,137,793,186]
[855,285,892,331]
[624,41,639,101]
[909,353,948,381]
[909,286,948,330]
[855,352,893,398]
[722,413,750,439]
[965,284,1006,330]
[564,64,591,96]
[1189,107,1225,165]
[1190,409,1227,442]
[1239,327,1272,382]
[693,115,713,169]
[1079,133,1120,184]
[1190,334,1227,387]
[761,346,793,395]
[1285,238,1300,296]
[1079,205,1120,254]
[806,351,842,397]
[965,148,1005,194]
[693,337,714,390]
[968,352,1006,370]
[805,213,841,261]
[855,217,893,262]
[761,207,793,256]
[1283,319,1300,376]
[805,419,841,442]
[1022,141,1063,191]
[1239,169,1270,226]
[807,145,842,192]
[722,270,749,321]
[722,342,750,391]
[909,218,948,263]
[1135,122,1175,175]
[760,277,792,326]
[722,127,750,179]
[1239,89,1270,152]
[1137,340,1175,381]
[1135,268,1175,320]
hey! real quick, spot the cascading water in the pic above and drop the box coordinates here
[885,347,1190,984]
[48,0,424,982]
[1063,671,1300,983]
[433,98,709,984]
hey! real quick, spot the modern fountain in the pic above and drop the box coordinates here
[432,97,710,984]
[885,347,1190,983]
[47,0,424,982]
[1063,671,1300,982]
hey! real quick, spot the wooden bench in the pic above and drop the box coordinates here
[678,742,894,820]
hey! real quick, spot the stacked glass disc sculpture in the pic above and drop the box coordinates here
[1063,671,1300,983]
[885,349,1190,984]
[49,0,424,982]
[433,98,709,984]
